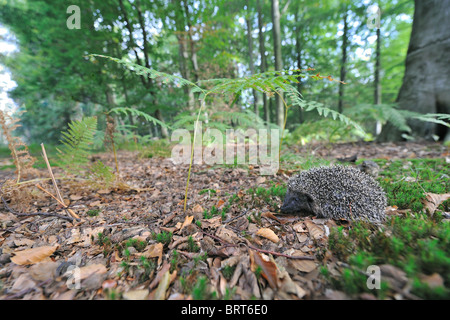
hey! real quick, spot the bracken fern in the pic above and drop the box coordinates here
[56,116,97,175]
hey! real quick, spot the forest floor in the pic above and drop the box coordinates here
[0,140,449,300]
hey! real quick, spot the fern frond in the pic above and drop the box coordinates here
[109,107,171,129]
[90,54,205,94]
[284,84,365,133]
[57,117,97,174]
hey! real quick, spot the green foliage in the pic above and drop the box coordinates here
[124,238,147,252]
[345,104,450,138]
[56,117,97,174]
[324,157,450,299]
[375,158,450,213]
[246,183,287,208]
[153,231,173,247]
[187,236,200,253]
[192,276,216,300]
[87,209,100,217]
[109,107,171,131]
[222,265,236,281]
[88,160,116,187]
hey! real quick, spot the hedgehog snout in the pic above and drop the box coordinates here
[281,190,316,216]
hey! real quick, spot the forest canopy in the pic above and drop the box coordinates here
[0,0,416,144]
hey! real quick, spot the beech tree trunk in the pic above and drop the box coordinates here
[271,0,284,128]
[257,0,270,124]
[338,10,348,114]
[378,0,450,141]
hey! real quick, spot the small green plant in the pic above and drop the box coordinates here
[139,256,156,280]
[153,231,173,246]
[125,238,147,252]
[192,276,216,300]
[199,189,217,195]
[96,232,110,246]
[170,250,180,272]
[87,209,100,217]
[222,265,236,280]
[187,236,200,253]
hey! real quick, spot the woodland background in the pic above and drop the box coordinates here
[0,0,429,145]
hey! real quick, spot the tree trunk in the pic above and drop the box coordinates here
[271,0,284,128]
[257,0,270,124]
[378,0,450,141]
[374,27,382,135]
[294,8,303,124]
[246,1,259,117]
[338,10,348,114]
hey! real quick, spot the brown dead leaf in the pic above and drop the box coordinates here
[256,228,279,243]
[422,193,450,215]
[78,264,107,280]
[97,189,111,194]
[180,215,194,231]
[153,270,171,300]
[286,250,317,273]
[14,238,35,247]
[123,289,149,300]
[201,215,222,229]
[89,200,102,207]
[69,195,83,201]
[304,220,325,239]
[419,273,444,289]
[261,212,280,222]
[11,245,58,265]
[141,242,163,266]
[192,204,204,213]
[216,199,225,209]
[249,250,278,289]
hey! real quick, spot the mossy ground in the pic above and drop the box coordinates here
[321,157,450,299]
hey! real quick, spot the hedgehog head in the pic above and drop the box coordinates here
[280,188,323,217]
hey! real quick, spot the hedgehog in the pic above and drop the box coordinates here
[280,165,387,222]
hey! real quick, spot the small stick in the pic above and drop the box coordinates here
[40,143,80,220]
[36,184,67,207]
[0,192,75,222]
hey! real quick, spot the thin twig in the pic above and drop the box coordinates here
[40,143,80,220]
[36,184,66,207]
[0,191,75,223]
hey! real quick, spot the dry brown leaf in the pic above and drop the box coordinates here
[304,220,325,239]
[422,193,450,215]
[153,270,171,300]
[216,199,225,209]
[69,195,83,201]
[14,238,35,247]
[11,245,58,265]
[89,200,102,207]
[78,264,107,280]
[97,189,111,194]
[249,250,278,289]
[256,228,279,243]
[123,289,149,300]
[180,215,194,231]
[141,242,163,266]
[192,204,204,213]
[201,215,222,229]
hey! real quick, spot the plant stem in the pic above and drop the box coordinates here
[276,90,290,163]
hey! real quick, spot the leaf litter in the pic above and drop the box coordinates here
[0,140,448,300]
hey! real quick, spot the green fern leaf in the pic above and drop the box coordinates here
[57,116,97,174]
